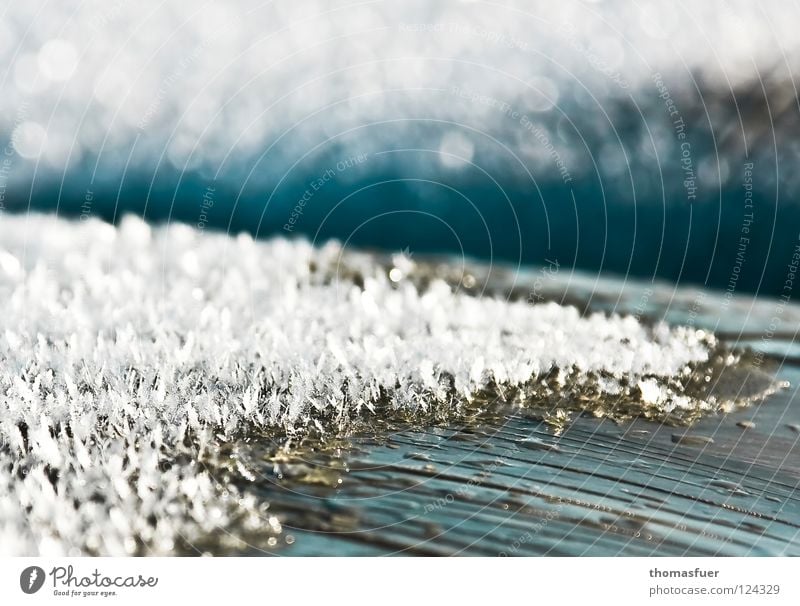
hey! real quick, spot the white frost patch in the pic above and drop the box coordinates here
[0,214,715,555]
[638,379,664,406]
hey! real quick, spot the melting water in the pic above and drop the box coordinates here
[232,393,800,556]
[199,365,800,556]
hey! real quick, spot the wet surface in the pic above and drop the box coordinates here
[220,367,798,556]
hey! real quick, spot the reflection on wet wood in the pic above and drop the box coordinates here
[221,364,799,556]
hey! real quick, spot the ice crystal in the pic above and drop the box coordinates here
[0,214,775,554]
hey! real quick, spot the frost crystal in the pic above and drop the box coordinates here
[0,214,772,554]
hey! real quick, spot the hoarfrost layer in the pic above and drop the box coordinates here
[0,214,747,555]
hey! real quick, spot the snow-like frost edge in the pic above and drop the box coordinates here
[0,214,777,554]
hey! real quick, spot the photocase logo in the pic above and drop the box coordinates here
[20,566,45,594]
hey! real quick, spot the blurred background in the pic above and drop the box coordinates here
[1,0,799,296]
